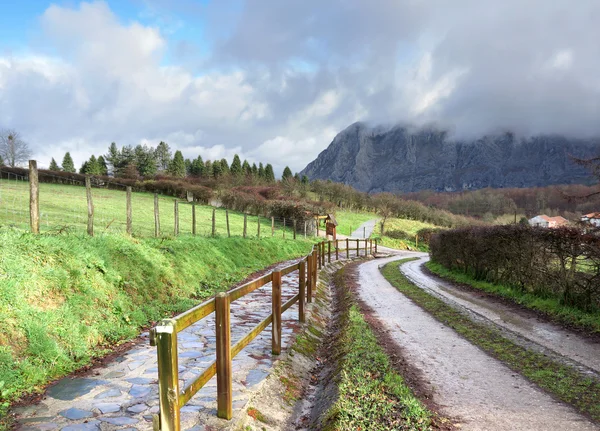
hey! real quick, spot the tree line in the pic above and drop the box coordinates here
[45,141,305,183]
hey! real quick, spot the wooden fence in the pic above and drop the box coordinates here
[149,238,376,430]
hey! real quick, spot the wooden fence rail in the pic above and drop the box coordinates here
[149,238,376,430]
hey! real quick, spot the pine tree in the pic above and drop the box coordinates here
[264,164,275,182]
[135,144,157,177]
[190,155,205,176]
[251,163,258,177]
[282,166,293,180]
[105,142,120,176]
[155,141,172,172]
[49,157,61,171]
[220,158,230,175]
[230,154,242,176]
[168,150,186,177]
[301,175,309,185]
[86,155,101,175]
[62,152,76,173]
[212,160,223,177]
[294,173,300,181]
[258,162,265,179]
[205,160,213,177]
[0,154,3,166]
[242,160,251,176]
[97,156,108,175]
[79,161,89,174]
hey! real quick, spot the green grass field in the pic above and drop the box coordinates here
[334,210,378,236]
[0,227,314,424]
[372,217,438,251]
[0,179,291,238]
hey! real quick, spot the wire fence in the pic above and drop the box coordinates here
[0,167,319,239]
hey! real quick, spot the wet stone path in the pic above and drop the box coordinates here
[13,250,365,431]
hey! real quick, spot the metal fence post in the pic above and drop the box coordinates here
[216,292,232,419]
[272,271,282,355]
[155,319,180,431]
[299,260,306,322]
[375,239,378,254]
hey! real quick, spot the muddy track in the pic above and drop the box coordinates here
[401,255,600,376]
[356,253,599,431]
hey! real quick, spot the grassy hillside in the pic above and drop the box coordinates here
[0,179,284,237]
[334,210,377,236]
[0,228,313,417]
[373,217,439,251]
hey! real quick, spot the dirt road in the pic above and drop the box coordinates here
[356,253,599,430]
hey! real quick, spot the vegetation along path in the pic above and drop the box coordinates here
[12,258,308,431]
[357,253,598,430]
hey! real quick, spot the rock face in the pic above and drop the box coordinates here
[300,122,600,193]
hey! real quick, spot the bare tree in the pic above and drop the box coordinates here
[0,129,32,167]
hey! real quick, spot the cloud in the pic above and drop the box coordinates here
[1,0,600,173]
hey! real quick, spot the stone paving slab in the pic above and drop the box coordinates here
[13,251,364,431]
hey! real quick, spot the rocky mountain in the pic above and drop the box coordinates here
[300,122,600,193]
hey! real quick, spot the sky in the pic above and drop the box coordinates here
[1,0,599,173]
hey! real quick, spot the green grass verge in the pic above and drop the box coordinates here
[0,227,312,423]
[323,267,432,430]
[382,259,600,423]
[333,210,377,236]
[371,218,437,251]
[0,180,290,238]
[426,261,600,334]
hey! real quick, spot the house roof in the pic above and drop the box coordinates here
[548,216,568,223]
[584,212,600,219]
[326,213,338,226]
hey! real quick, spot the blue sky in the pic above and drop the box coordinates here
[0,0,598,173]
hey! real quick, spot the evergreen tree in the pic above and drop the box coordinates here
[242,160,251,176]
[86,155,101,175]
[220,158,230,175]
[230,154,242,176]
[301,175,309,185]
[264,164,275,182]
[135,144,157,177]
[79,161,89,174]
[105,142,120,176]
[251,163,258,177]
[62,152,76,173]
[212,160,223,178]
[282,166,293,180]
[205,160,213,177]
[190,155,205,176]
[155,141,172,172]
[294,172,300,181]
[97,155,108,175]
[0,154,3,166]
[258,162,265,179]
[185,158,192,175]
[168,150,186,177]
[49,157,61,171]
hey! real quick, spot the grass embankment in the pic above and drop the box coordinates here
[0,180,287,237]
[333,210,377,236]
[382,260,600,423]
[426,261,600,334]
[0,228,312,420]
[323,267,433,430]
[373,218,437,251]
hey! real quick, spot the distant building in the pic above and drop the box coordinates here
[528,215,569,228]
[581,212,600,227]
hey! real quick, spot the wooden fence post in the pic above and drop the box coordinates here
[335,239,339,260]
[304,221,307,238]
[318,243,322,269]
[316,218,319,237]
[272,271,282,355]
[29,160,39,234]
[271,216,275,237]
[154,193,160,237]
[243,214,247,238]
[293,219,297,240]
[215,292,232,420]
[364,239,367,255]
[370,239,373,255]
[226,210,231,237]
[212,208,216,237]
[346,238,349,259]
[192,203,196,235]
[375,239,378,254]
[356,239,359,256]
[328,241,331,263]
[299,260,306,323]
[257,216,261,239]
[321,242,325,267]
[85,176,94,236]
[312,249,318,297]
[173,200,179,236]
[306,255,313,304]
[283,218,286,239]
[126,186,132,235]
[363,226,366,238]
[155,319,180,431]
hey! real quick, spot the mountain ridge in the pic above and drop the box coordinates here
[300,122,600,193]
